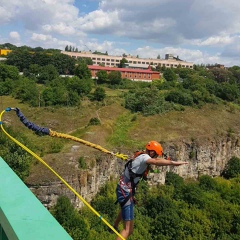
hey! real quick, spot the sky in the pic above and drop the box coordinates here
[1,0,240,67]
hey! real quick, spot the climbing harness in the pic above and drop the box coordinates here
[115,151,150,207]
[0,107,128,240]
[116,150,170,207]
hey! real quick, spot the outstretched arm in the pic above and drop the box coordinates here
[146,157,188,166]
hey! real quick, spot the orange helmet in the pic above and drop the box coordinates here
[146,141,163,156]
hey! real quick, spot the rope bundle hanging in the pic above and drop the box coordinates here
[0,107,127,240]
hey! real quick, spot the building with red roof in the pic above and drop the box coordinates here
[88,65,161,82]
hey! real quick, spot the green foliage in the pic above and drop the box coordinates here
[12,77,40,106]
[221,156,240,179]
[0,63,19,81]
[199,175,217,191]
[96,70,108,84]
[165,89,194,106]
[6,50,75,74]
[92,87,106,101]
[47,139,64,153]
[78,156,88,169]
[107,113,138,147]
[37,64,59,84]
[119,57,128,68]
[0,126,33,181]
[48,168,240,240]
[108,71,122,85]
[124,86,173,115]
[74,60,92,79]
[163,68,177,81]
[66,76,92,97]
[51,196,89,240]
[88,117,101,126]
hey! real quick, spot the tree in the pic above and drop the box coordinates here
[37,64,59,84]
[124,86,173,115]
[108,71,122,85]
[163,68,177,81]
[13,77,39,106]
[209,68,233,83]
[221,156,240,179]
[74,60,92,79]
[0,126,33,181]
[92,87,106,101]
[66,76,92,97]
[0,63,19,82]
[52,196,89,240]
[165,89,194,106]
[119,57,128,68]
[96,70,108,84]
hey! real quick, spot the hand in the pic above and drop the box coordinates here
[171,161,188,166]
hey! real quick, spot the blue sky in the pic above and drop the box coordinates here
[1,0,240,67]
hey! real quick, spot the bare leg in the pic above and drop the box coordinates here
[114,210,122,229]
[116,220,134,240]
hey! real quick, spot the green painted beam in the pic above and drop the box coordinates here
[0,157,73,240]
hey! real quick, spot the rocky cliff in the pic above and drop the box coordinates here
[27,135,240,209]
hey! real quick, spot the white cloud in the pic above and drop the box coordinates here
[30,33,74,49]
[9,31,20,41]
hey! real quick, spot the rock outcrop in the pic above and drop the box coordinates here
[28,135,240,209]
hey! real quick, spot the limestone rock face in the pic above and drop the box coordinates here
[28,136,240,209]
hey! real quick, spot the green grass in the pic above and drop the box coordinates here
[107,113,141,149]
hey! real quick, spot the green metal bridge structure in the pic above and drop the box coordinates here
[0,156,73,240]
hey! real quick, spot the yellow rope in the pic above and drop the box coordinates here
[49,130,128,161]
[0,109,125,240]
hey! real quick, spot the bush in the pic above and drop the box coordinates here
[78,156,87,169]
[88,117,101,126]
[221,156,240,179]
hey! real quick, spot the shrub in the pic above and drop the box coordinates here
[221,156,240,179]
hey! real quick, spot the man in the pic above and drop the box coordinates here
[113,141,188,240]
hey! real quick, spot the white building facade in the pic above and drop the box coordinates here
[61,51,193,69]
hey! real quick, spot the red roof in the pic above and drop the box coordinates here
[88,65,159,74]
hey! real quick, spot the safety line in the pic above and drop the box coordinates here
[0,108,125,240]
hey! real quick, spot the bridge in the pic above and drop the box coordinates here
[0,156,72,240]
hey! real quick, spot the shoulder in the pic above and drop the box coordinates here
[136,153,151,163]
